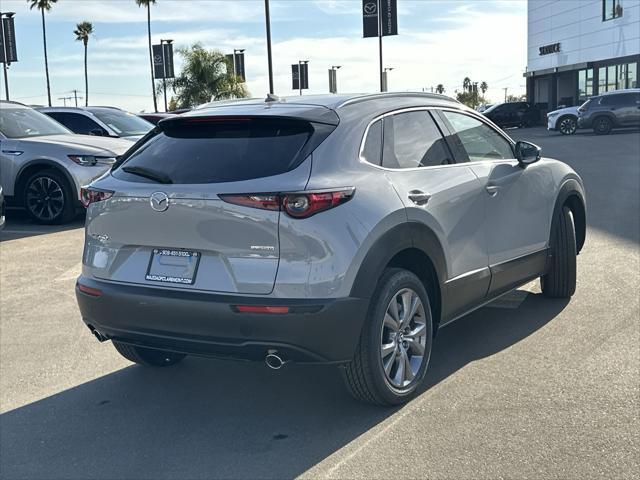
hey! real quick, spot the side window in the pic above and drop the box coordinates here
[361,120,382,165]
[382,111,451,169]
[441,111,514,162]
[47,112,104,135]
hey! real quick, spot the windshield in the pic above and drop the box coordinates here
[0,107,72,138]
[88,109,153,137]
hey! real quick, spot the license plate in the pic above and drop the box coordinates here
[146,249,201,285]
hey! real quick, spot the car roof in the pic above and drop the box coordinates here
[184,92,464,124]
[0,100,30,109]
[196,92,459,111]
[37,106,125,113]
[598,88,640,97]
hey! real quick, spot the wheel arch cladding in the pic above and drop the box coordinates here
[350,222,445,333]
[16,160,77,204]
[552,179,586,254]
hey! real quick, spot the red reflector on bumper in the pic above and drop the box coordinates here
[78,283,103,297]
[234,305,290,314]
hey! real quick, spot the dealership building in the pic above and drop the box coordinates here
[525,0,640,113]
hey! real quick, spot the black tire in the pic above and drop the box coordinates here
[342,268,434,406]
[593,116,613,135]
[541,206,577,298]
[112,341,186,367]
[558,115,577,135]
[23,169,76,224]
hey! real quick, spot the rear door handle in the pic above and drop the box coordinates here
[408,190,431,205]
[485,185,500,196]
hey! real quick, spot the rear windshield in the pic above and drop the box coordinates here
[115,118,313,184]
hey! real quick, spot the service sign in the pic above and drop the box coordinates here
[539,42,561,56]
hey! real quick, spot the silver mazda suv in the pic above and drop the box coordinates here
[0,101,133,224]
[76,93,586,405]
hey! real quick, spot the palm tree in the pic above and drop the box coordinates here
[29,0,57,107]
[435,84,445,94]
[166,44,249,108]
[462,77,471,92]
[136,0,158,112]
[480,81,488,95]
[74,21,93,107]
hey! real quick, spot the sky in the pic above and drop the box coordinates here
[1,0,528,112]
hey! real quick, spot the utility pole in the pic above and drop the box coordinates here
[503,87,508,102]
[264,0,274,94]
[58,96,73,106]
[70,89,82,107]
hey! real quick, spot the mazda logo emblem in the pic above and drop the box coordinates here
[150,191,169,212]
[364,2,377,15]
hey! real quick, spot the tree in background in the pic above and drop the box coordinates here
[506,94,527,102]
[166,44,249,108]
[435,84,445,94]
[168,97,178,111]
[74,21,93,107]
[456,91,487,108]
[28,0,57,107]
[135,0,158,112]
[480,81,488,95]
[462,77,471,92]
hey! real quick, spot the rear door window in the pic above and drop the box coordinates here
[440,111,514,162]
[381,111,452,168]
[116,118,314,184]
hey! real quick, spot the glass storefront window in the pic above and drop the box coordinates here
[578,68,594,101]
[606,65,617,91]
[598,67,607,93]
[627,63,637,88]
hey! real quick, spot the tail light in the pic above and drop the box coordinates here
[220,188,354,219]
[80,187,114,208]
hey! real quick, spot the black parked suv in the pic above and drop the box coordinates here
[482,101,539,128]
[577,89,640,135]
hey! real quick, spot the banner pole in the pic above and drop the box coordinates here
[378,0,383,92]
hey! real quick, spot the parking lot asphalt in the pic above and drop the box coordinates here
[1,127,638,479]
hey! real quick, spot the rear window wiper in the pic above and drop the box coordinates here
[121,165,173,184]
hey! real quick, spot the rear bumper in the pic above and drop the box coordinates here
[75,276,369,364]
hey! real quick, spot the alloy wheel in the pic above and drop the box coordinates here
[559,117,577,135]
[380,288,427,389]
[26,176,65,222]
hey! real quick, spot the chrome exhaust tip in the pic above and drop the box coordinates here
[265,352,286,370]
[88,325,107,342]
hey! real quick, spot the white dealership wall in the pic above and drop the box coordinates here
[527,0,640,73]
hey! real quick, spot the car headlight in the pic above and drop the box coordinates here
[68,155,117,166]
[547,112,559,118]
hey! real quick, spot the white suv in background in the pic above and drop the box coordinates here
[547,106,580,135]
[0,102,133,224]
[38,106,153,142]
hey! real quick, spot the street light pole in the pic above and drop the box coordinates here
[330,65,341,94]
[0,11,15,101]
[382,67,393,92]
[264,0,274,94]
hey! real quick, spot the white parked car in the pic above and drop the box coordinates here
[547,106,579,135]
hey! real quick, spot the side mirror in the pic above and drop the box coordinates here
[515,140,541,167]
[89,129,104,136]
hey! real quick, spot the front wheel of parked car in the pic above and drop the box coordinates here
[342,268,433,405]
[541,206,577,298]
[112,341,186,367]
[593,116,613,135]
[558,115,577,135]
[23,169,76,224]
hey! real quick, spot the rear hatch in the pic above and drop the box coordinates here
[83,112,337,295]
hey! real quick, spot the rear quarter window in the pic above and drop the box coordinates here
[115,118,315,184]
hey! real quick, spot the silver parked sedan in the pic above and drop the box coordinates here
[0,101,134,224]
